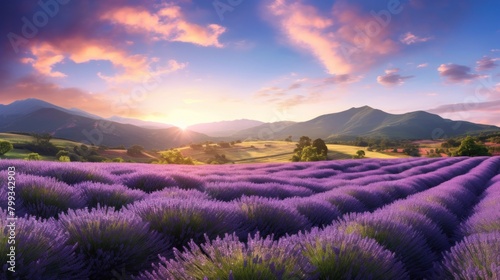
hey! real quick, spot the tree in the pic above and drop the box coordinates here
[26,153,41,161]
[0,141,13,156]
[295,136,312,152]
[155,149,194,165]
[292,136,327,162]
[59,156,71,162]
[403,144,420,157]
[453,136,491,157]
[312,138,328,156]
[127,145,145,156]
[353,150,366,159]
[298,146,326,162]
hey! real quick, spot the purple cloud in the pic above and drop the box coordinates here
[438,63,483,83]
[377,68,414,86]
[476,56,499,71]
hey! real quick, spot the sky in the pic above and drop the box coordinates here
[0,0,499,128]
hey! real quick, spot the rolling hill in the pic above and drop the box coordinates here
[187,119,265,137]
[0,104,210,149]
[2,99,499,149]
[234,106,499,140]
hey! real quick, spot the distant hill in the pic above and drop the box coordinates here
[233,121,297,139]
[233,106,500,140]
[0,104,210,149]
[187,119,264,137]
[107,116,174,129]
[2,99,498,148]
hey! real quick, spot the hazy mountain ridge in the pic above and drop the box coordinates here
[1,99,498,149]
[187,119,265,137]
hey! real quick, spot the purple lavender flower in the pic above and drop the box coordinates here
[432,232,500,279]
[294,226,409,279]
[0,211,88,279]
[126,198,246,248]
[137,233,314,280]
[76,181,146,210]
[59,207,167,279]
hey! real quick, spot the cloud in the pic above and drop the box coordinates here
[266,0,399,75]
[322,74,363,85]
[427,100,500,114]
[0,75,135,117]
[417,63,429,68]
[101,4,226,47]
[438,63,484,83]
[21,43,66,78]
[476,56,499,71]
[399,32,432,45]
[377,68,414,86]
[21,39,186,83]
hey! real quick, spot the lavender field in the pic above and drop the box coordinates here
[1,157,499,279]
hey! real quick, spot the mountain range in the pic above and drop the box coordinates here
[1,99,498,149]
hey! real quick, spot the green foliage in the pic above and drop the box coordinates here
[312,138,328,156]
[26,153,42,161]
[207,153,231,164]
[403,144,420,157]
[441,139,460,148]
[59,156,71,162]
[0,140,13,155]
[26,133,59,156]
[294,136,312,153]
[56,150,70,159]
[127,145,145,157]
[155,149,194,165]
[453,136,491,157]
[112,157,125,163]
[353,150,366,159]
[292,136,327,162]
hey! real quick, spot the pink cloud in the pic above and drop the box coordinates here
[21,38,186,83]
[476,56,499,71]
[21,43,66,78]
[438,63,485,83]
[399,32,432,45]
[377,68,413,86]
[417,63,429,68]
[267,0,400,75]
[101,5,226,48]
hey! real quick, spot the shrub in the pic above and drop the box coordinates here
[237,196,311,239]
[59,207,166,279]
[126,198,246,249]
[0,213,88,279]
[285,197,341,228]
[0,140,13,155]
[59,155,71,162]
[121,173,178,193]
[138,233,313,280]
[296,227,409,279]
[77,182,146,210]
[25,152,41,160]
[15,174,85,219]
[432,233,500,279]
[335,213,437,279]
[42,165,115,185]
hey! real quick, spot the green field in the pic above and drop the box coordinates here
[179,141,407,164]
[0,133,82,147]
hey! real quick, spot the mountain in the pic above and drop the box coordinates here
[0,98,101,119]
[107,116,174,129]
[187,119,265,137]
[233,121,297,139]
[232,106,500,140]
[0,108,210,149]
